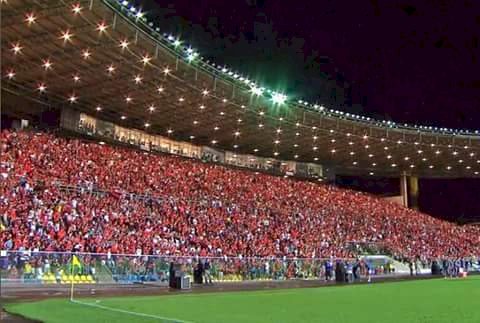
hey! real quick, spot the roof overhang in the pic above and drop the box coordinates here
[1,0,479,178]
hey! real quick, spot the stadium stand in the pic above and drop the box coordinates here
[1,130,479,264]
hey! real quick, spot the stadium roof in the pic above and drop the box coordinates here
[1,0,480,178]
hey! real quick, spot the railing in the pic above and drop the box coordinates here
[1,251,369,285]
[2,250,478,286]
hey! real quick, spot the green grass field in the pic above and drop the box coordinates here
[5,276,480,323]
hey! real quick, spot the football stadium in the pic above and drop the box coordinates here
[1,0,479,322]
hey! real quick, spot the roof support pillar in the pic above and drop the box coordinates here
[400,172,419,210]
[408,175,419,210]
[400,172,409,208]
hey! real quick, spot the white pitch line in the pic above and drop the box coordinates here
[70,299,195,323]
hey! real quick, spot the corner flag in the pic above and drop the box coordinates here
[72,255,82,267]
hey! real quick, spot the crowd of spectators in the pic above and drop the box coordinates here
[1,130,479,262]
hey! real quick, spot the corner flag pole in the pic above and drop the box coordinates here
[70,255,75,301]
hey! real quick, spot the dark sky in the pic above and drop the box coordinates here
[136,0,480,221]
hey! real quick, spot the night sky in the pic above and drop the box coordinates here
[137,0,480,221]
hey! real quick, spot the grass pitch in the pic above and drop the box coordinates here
[5,276,480,323]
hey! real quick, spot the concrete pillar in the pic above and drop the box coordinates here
[408,176,419,210]
[400,174,419,210]
[400,173,409,208]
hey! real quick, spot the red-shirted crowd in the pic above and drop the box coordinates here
[1,130,479,260]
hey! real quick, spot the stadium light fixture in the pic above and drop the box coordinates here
[11,42,22,55]
[25,12,37,25]
[6,70,15,79]
[72,3,82,15]
[68,94,78,103]
[134,75,143,84]
[42,59,53,70]
[60,29,73,42]
[81,49,91,59]
[37,83,46,92]
[119,39,129,49]
[141,54,152,65]
[106,64,115,74]
[271,92,287,105]
[96,21,108,33]
[250,85,264,96]
[135,10,144,19]
[186,52,198,62]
